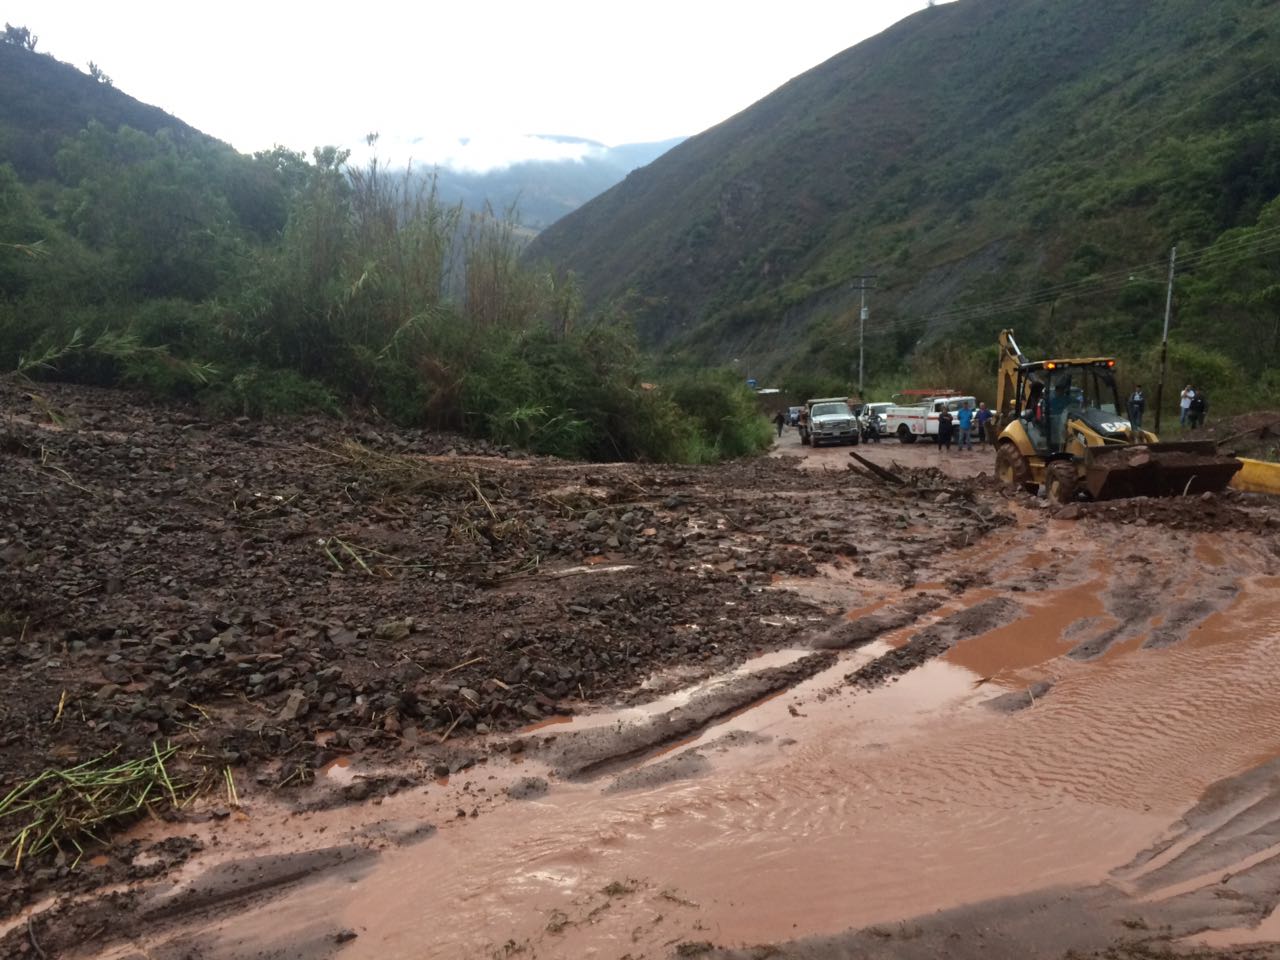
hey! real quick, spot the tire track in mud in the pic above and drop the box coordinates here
[3,845,380,960]
[138,845,380,922]
[1115,757,1280,896]
[844,596,1027,688]
[1144,578,1240,649]
[542,653,837,779]
[1067,572,1244,659]
[538,596,949,780]
[1066,573,1169,660]
[809,594,944,650]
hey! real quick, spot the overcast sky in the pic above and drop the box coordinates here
[9,1,936,170]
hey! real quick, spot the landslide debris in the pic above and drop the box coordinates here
[1055,490,1280,531]
[0,381,1014,848]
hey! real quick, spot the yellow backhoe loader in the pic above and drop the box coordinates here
[994,330,1241,503]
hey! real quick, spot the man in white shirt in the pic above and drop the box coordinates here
[1179,385,1195,426]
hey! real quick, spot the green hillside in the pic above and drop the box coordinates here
[0,38,215,181]
[0,35,770,464]
[525,0,1280,402]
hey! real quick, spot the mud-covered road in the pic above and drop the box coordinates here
[4,386,1280,960]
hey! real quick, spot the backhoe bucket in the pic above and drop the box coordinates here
[1083,442,1242,500]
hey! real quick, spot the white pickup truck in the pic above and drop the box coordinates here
[884,394,978,444]
[799,397,860,447]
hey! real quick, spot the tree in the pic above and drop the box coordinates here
[2,23,37,50]
[86,61,113,87]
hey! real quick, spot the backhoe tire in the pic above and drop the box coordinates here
[897,425,917,444]
[996,442,1033,492]
[1046,460,1080,505]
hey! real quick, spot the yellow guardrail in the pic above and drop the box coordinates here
[1230,457,1280,496]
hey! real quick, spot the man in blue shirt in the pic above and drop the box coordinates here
[975,402,992,444]
[956,402,974,451]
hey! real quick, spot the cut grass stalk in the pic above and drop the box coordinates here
[224,766,240,808]
[0,744,194,869]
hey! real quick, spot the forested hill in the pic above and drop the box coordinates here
[525,0,1280,395]
[0,28,775,465]
[0,40,216,180]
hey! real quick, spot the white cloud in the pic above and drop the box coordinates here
[8,1,940,156]
[347,133,607,174]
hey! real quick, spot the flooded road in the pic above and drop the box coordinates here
[773,426,994,480]
[85,504,1280,960]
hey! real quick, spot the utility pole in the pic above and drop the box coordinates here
[1154,246,1176,434]
[853,275,877,395]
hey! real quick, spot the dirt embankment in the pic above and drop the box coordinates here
[1187,411,1280,462]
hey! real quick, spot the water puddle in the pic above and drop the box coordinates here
[517,715,575,734]
[549,563,634,577]
[323,755,356,785]
[944,576,1107,678]
[80,521,1280,960]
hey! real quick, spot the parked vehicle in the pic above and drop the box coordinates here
[801,397,860,447]
[884,394,977,443]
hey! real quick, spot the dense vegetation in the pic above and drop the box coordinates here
[0,41,770,463]
[526,0,1280,417]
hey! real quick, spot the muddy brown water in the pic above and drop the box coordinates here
[73,506,1280,960]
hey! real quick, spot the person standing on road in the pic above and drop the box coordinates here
[773,411,786,438]
[976,402,992,445]
[1180,385,1195,427]
[1128,385,1146,430]
[937,407,954,452]
[956,401,974,451]
[1189,390,1208,429]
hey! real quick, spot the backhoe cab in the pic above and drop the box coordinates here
[994,330,1240,503]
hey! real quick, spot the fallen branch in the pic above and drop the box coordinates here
[27,918,46,960]
[1214,421,1280,451]
[438,715,463,743]
[848,450,905,485]
[443,656,486,675]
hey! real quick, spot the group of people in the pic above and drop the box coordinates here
[1127,384,1209,431]
[935,401,992,452]
[1180,384,1209,428]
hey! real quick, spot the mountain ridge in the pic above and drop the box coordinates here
[0,40,218,180]
[525,0,1280,384]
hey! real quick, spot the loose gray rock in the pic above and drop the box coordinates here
[506,776,549,800]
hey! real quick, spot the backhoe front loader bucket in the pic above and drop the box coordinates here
[1084,442,1242,500]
